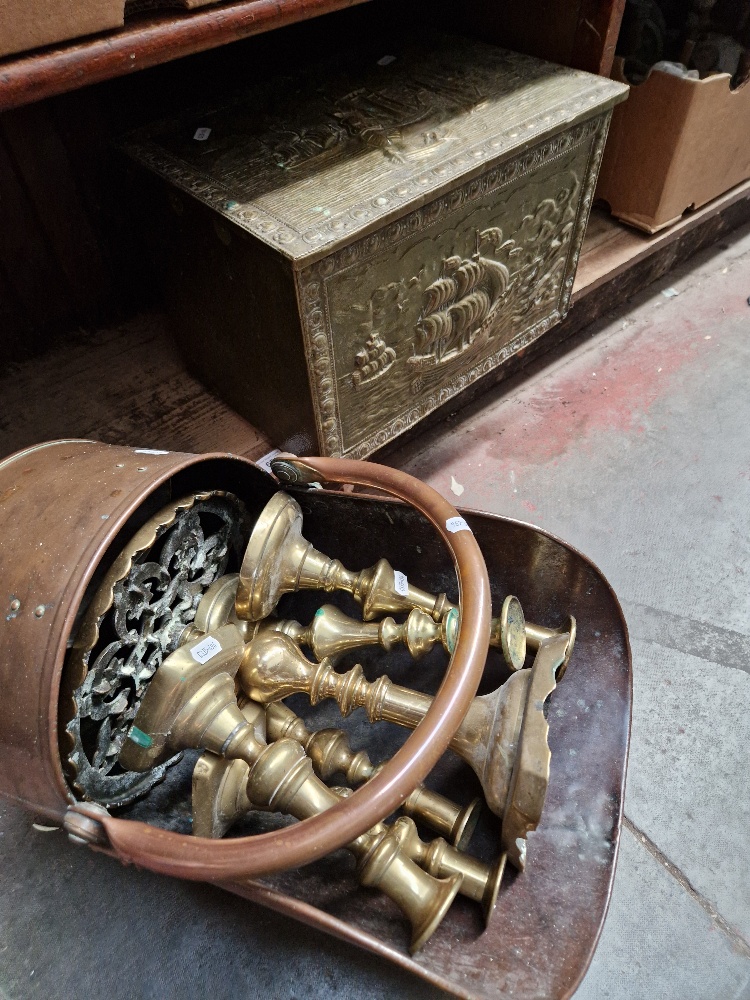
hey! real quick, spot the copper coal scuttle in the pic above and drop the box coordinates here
[0,440,630,999]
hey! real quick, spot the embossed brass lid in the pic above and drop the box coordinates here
[123,36,627,265]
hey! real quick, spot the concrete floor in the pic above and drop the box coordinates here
[1,223,749,999]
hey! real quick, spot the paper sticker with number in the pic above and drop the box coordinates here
[191,636,222,664]
[393,570,409,596]
[446,516,471,534]
[256,448,282,474]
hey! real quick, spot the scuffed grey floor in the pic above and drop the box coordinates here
[1,224,749,999]
[392,223,750,999]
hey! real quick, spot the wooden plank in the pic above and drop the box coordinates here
[570,0,626,77]
[574,178,750,297]
[456,0,624,76]
[0,313,271,460]
[0,0,375,113]
[457,0,584,70]
[1,102,112,316]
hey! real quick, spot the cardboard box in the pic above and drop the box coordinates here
[0,0,125,58]
[596,58,750,233]
[0,0,223,60]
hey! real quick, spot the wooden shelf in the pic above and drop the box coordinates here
[574,178,750,299]
[2,190,748,464]
[0,0,374,113]
[0,0,625,115]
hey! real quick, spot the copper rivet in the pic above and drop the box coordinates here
[9,599,20,612]
[136,467,147,472]
[34,605,45,617]
[115,463,125,468]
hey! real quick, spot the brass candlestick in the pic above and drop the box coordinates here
[234,492,574,674]
[118,626,460,952]
[269,604,459,662]
[235,492,451,623]
[332,790,504,928]
[268,600,561,677]
[391,817,506,928]
[241,632,569,869]
[265,702,481,850]
[192,698,266,839]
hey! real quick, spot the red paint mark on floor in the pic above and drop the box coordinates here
[397,250,750,501]
[479,319,710,469]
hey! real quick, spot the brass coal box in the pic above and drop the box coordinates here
[124,37,627,457]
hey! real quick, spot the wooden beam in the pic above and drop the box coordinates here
[0,0,373,113]
[570,0,626,77]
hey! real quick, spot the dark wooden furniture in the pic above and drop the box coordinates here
[0,0,625,113]
[0,0,747,432]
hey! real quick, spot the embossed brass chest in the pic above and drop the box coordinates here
[125,37,627,458]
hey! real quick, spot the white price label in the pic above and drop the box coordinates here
[446,516,471,534]
[191,636,222,664]
[193,127,212,141]
[255,448,282,474]
[134,448,169,456]
[393,570,409,596]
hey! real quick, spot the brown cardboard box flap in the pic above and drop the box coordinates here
[0,0,127,58]
[597,58,750,233]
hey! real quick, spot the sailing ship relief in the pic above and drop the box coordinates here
[351,331,396,388]
[410,228,512,368]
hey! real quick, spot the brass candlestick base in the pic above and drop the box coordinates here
[118,626,459,951]
[392,816,507,928]
[192,698,266,839]
[241,631,569,869]
[182,573,258,646]
[266,702,481,850]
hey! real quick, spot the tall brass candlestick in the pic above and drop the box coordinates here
[235,491,452,623]
[240,632,569,869]
[234,492,575,674]
[119,626,460,951]
[265,702,481,850]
